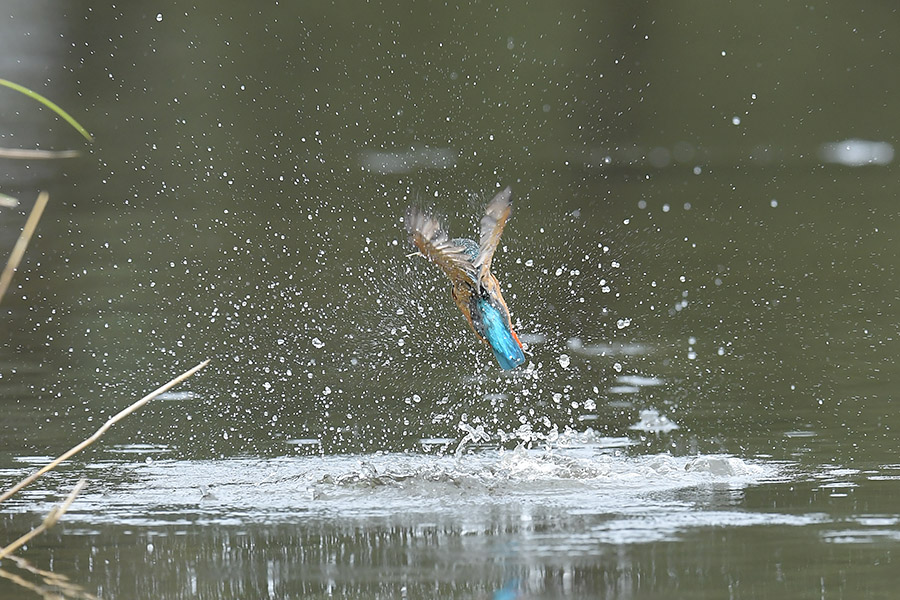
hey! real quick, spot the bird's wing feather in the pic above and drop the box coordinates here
[474,187,512,281]
[406,207,474,281]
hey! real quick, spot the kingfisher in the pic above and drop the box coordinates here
[405,187,525,370]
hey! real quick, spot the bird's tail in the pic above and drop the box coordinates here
[477,299,525,370]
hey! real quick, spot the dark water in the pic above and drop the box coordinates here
[1,2,899,598]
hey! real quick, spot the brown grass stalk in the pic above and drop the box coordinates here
[3,553,100,600]
[0,190,49,304]
[0,359,211,504]
[0,148,80,159]
[0,479,86,560]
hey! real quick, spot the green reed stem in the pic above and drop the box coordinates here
[0,78,93,142]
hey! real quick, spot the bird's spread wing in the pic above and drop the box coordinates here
[474,187,512,281]
[406,206,474,281]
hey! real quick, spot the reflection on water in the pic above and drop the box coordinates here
[0,449,780,599]
[3,450,899,598]
[818,139,895,167]
[360,147,458,174]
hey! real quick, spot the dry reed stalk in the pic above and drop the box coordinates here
[0,359,211,504]
[0,480,100,599]
[0,567,49,599]
[0,148,80,159]
[5,554,99,600]
[0,479,86,560]
[0,190,50,304]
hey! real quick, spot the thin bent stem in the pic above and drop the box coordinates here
[0,479,87,560]
[0,359,211,504]
[0,148,81,160]
[0,78,93,142]
[0,191,50,305]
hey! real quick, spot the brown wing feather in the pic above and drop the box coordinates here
[474,187,512,281]
[406,206,475,282]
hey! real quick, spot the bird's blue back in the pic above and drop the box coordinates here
[451,237,479,263]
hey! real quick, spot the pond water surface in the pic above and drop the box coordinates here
[1,2,899,599]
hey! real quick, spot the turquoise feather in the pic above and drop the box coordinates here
[476,298,525,370]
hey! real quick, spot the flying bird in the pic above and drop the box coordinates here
[406,187,525,370]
